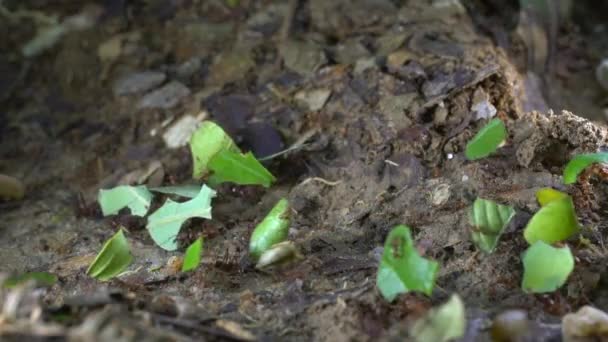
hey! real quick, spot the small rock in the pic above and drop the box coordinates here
[113,71,166,96]
[294,88,332,111]
[138,81,191,109]
[471,87,496,120]
[430,183,451,206]
[563,306,608,342]
[280,40,327,77]
[354,57,378,74]
[332,38,371,65]
[162,114,204,149]
[491,310,532,342]
[596,59,608,91]
[207,49,255,86]
[175,57,202,81]
[433,101,449,125]
[377,93,416,130]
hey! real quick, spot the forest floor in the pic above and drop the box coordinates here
[2,0,608,341]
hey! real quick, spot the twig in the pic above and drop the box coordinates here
[258,129,318,161]
[299,177,341,187]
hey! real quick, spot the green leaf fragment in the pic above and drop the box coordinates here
[208,150,276,188]
[524,195,579,245]
[376,225,439,301]
[98,185,153,217]
[147,185,216,251]
[470,198,515,253]
[149,185,202,198]
[465,118,507,160]
[3,272,57,288]
[536,187,568,207]
[410,294,466,342]
[563,152,608,184]
[521,241,574,293]
[87,229,133,281]
[182,237,204,272]
[249,198,290,261]
[190,121,239,179]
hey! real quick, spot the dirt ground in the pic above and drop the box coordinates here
[2,0,608,341]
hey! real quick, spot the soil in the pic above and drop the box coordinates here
[2,0,608,341]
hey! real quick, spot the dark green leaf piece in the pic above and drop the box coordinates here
[465,118,507,160]
[87,229,133,281]
[208,150,276,188]
[376,225,439,301]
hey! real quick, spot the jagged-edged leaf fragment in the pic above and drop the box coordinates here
[182,237,203,272]
[98,185,153,217]
[249,198,290,261]
[524,195,579,245]
[208,150,276,188]
[410,294,466,342]
[521,241,574,293]
[149,185,201,198]
[376,225,439,301]
[147,185,216,251]
[190,121,239,179]
[87,229,133,281]
[563,152,608,184]
[465,118,507,160]
[4,272,57,288]
[536,187,568,207]
[470,198,515,253]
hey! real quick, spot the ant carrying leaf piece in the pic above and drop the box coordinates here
[147,185,216,251]
[87,229,133,281]
[410,294,466,342]
[190,121,239,179]
[208,150,276,188]
[563,152,608,185]
[376,225,439,301]
[249,198,290,261]
[469,198,515,253]
[189,121,276,187]
[98,185,153,217]
[465,118,507,160]
[182,237,203,272]
[524,192,579,245]
[521,241,574,293]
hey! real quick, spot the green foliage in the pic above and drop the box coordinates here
[87,229,133,281]
[3,272,57,288]
[465,118,507,160]
[410,294,466,342]
[523,195,579,245]
[249,199,290,261]
[190,121,239,179]
[97,185,153,217]
[147,185,215,251]
[208,150,276,188]
[376,225,439,301]
[536,187,568,207]
[469,198,515,253]
[521,241,574,293]
[182,237,203,272]
[563,152,608,184]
